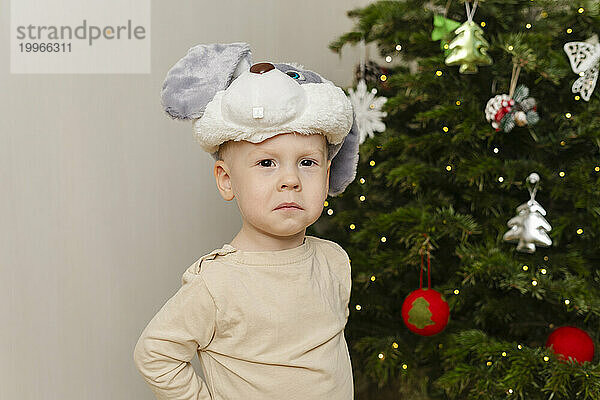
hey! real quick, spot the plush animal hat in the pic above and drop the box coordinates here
[161,42,359,196]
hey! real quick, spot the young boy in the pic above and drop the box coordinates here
[133,42,360,399]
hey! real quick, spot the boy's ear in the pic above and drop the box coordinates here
[214,160,235,201]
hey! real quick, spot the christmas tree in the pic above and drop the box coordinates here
[308,1,600,398]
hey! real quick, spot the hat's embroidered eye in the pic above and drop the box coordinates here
[286,70,306,81]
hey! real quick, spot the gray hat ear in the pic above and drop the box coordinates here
[328,111,360,197]
[161,42,252,120]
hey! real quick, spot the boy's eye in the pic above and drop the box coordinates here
[257,159,316,167]
[258,159,274,167]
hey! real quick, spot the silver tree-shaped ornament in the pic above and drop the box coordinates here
[503,173,552,253]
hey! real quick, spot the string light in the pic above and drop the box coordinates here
[454,289,460,295]
[541,268,547,275]
[378,353,385,360]
[578,7,584,13]
[566,28,573,34]
[436,70,443,76]
[370,275,376,281]
[532,279,538,286]
[522,265,529,271]
[380,74,387,82]
[369,160,376,166]
[544,256,549,261]
[480,21,486,27]
[455,100,461,106]
[517,344,523,350]
[385,56,392,63]
[565,299,570,305]
[359,177,366,184]
[493,147,499,153]
[395,44,402,51]
[498,176,504,182]
[327,208,334,215]
[486,361,493,366]
[371,88,378,94]
[355,304,362,310]
[560,140,566,146]
[323,200,329,207]
[508,45,514,51]
[543,356,550,362]
[502,351,507,357]
[559,171,565,177]
[595,166,600,172]
[392,342,398,349]
[575,95,581,101]
[402,364,408,370]
[349,224,356,230]
[565,112,572,118]
[442,126,449,132]
[508,389,514,394]
[526,23,532,29]
[577,228,583,235]
[359,195,366,202]
[446,165,452,171]
[380,236,387,243]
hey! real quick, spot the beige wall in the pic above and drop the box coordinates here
[0,0,382,398]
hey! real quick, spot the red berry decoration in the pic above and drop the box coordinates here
[402,288,449,336]
[484,85,539,132]
[546,326,595,363]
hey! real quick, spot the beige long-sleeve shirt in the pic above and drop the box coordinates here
[133,235,353,400]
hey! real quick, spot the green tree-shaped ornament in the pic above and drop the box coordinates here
[407,297,435,329]
[445,20,493,73]
[431,14,462,55]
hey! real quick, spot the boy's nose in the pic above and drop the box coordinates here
[280,181,300,191]
[250,62,275,74]
[279,172,301,191]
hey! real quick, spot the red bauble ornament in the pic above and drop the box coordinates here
[546,326,595,363]
[401,288,450,336]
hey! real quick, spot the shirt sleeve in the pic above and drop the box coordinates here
[133,271,216,400]
[341,250,351,319]
[322,239,352,320]
[328,240,352,297]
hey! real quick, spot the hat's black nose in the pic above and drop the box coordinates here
[250,62,275,74]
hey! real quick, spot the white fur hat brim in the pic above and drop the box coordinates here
[192,70,353,154]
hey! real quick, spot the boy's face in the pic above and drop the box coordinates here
[214,132,331,240]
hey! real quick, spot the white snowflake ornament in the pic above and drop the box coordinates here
[347,79,388,144]
[563,34,600,101]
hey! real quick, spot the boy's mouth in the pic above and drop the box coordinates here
[274,202,303,210]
